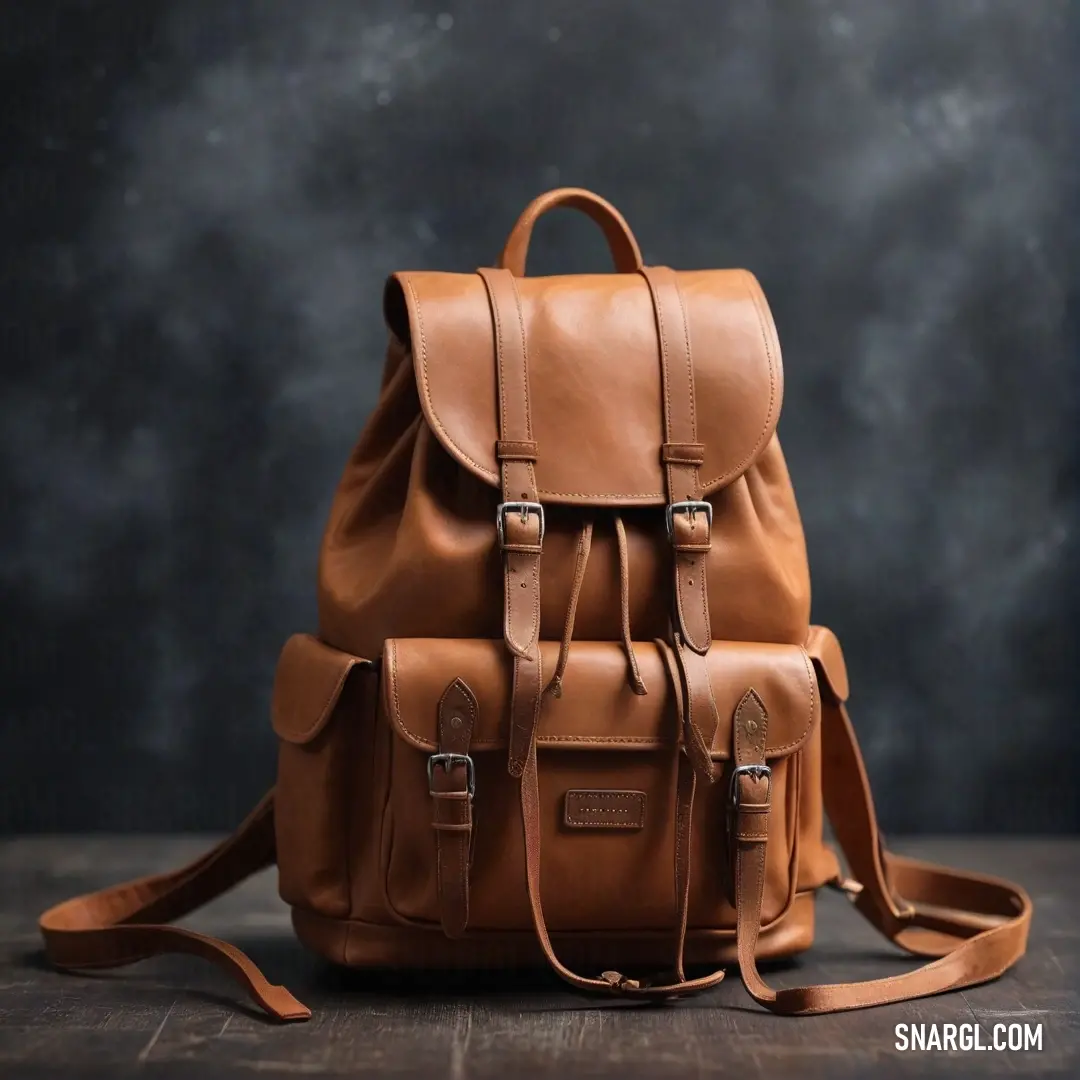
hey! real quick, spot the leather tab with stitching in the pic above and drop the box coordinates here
[431,678,478,939]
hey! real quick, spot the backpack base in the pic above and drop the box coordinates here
[290,890,817,970]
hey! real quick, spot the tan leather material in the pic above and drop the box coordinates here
[384,268,782,506]
[495,439,538,461]
[732,685,1032,1015]
[639,265,712,654]
[518,741,729,999]
[672,638,724,782]
[293,890,820,970]
[497,186,644,278]
[39,791,310,1022]
[613,514,648,695]
[477,266,544,779]
[317,418,811,660]
[380,638,809,939]
[40,188,1032,1023]
[728,688,772,894]
[661,442,706,466]
[271,633,373,744]
[564,790,647,830]
[382,639,818,758]
[546,520,593,698]
[806,624,849,703]
[430,678,478,939]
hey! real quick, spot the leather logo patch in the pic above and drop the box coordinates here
[564,790,646,830]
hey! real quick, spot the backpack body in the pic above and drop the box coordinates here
[271,243,840,972]
[39,189,1031,1020]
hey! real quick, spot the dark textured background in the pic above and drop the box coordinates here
[1,0,1076,833]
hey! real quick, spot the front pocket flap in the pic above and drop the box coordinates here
[383,639,817,760]
[272,633,373,744]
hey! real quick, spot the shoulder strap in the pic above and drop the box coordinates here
[37,789,310,1022]
[731,627,1033,1013]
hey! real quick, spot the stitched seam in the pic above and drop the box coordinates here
[701,269,777,489]
[406,275,494,478]
[288,657,356,741]
[567,821,642,829]
[674,762,685,918]
[696,557,710,649]
[672,273,696,442]
[394,710,811,754]
[735,687,768,763]
[456,829,467,930]
[388,650,815,754]
[486,271,508,482]
[764,648,817,755]
[436,679,475,935]
[487,274,525,655]
[507,274,542,658]
[569,792,643,802]
[508,273,533,446]
[671,270,709,648]
[648,270,674,446]
[538,489,666,499]
[530,555,540,651]
[389,640,401,735]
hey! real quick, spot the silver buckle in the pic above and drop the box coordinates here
[427,752,475,797]
[496,501,545,547]
[665,500,713,542]
[728,763,771,809]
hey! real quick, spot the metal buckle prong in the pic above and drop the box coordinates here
[665,500,713,542]
[496,501,545,547]
[427,752,476,797]
[728,763,771,809]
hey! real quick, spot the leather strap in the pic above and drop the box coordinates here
[730,629,1033,1014]
[671,634,724,784]
[546,520,594,699]
[519,741,726,998]
[514,638,727,999]
[657,638,704,983]
[498,187,644,277]
[478,267,544,779]
[639,265,712,655]
[430,678,478,939]
[613,514,648,695]
[38,789,310,1022]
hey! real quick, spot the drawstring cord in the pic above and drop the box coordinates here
[614,514,648,695]
[546,521,593,698]
[546,515,647,698]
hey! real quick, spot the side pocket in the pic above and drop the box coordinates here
[271,633,374,919]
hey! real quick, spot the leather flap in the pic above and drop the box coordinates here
[272,633,372,745]
[383,639,817,759]
[806,624,849,702]
[384,268,782,506]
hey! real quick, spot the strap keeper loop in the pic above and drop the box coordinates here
[661,441,706,466]
[496,439,538,462]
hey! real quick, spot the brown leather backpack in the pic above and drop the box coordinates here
[39,188,1031,1021]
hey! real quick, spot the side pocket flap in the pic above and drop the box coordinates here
[272,634,373,744]
[806,625,849,703]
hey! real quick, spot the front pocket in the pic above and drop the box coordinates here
[379,639,818,934]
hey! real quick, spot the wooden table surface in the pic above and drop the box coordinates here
[1,837,1076,1078]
